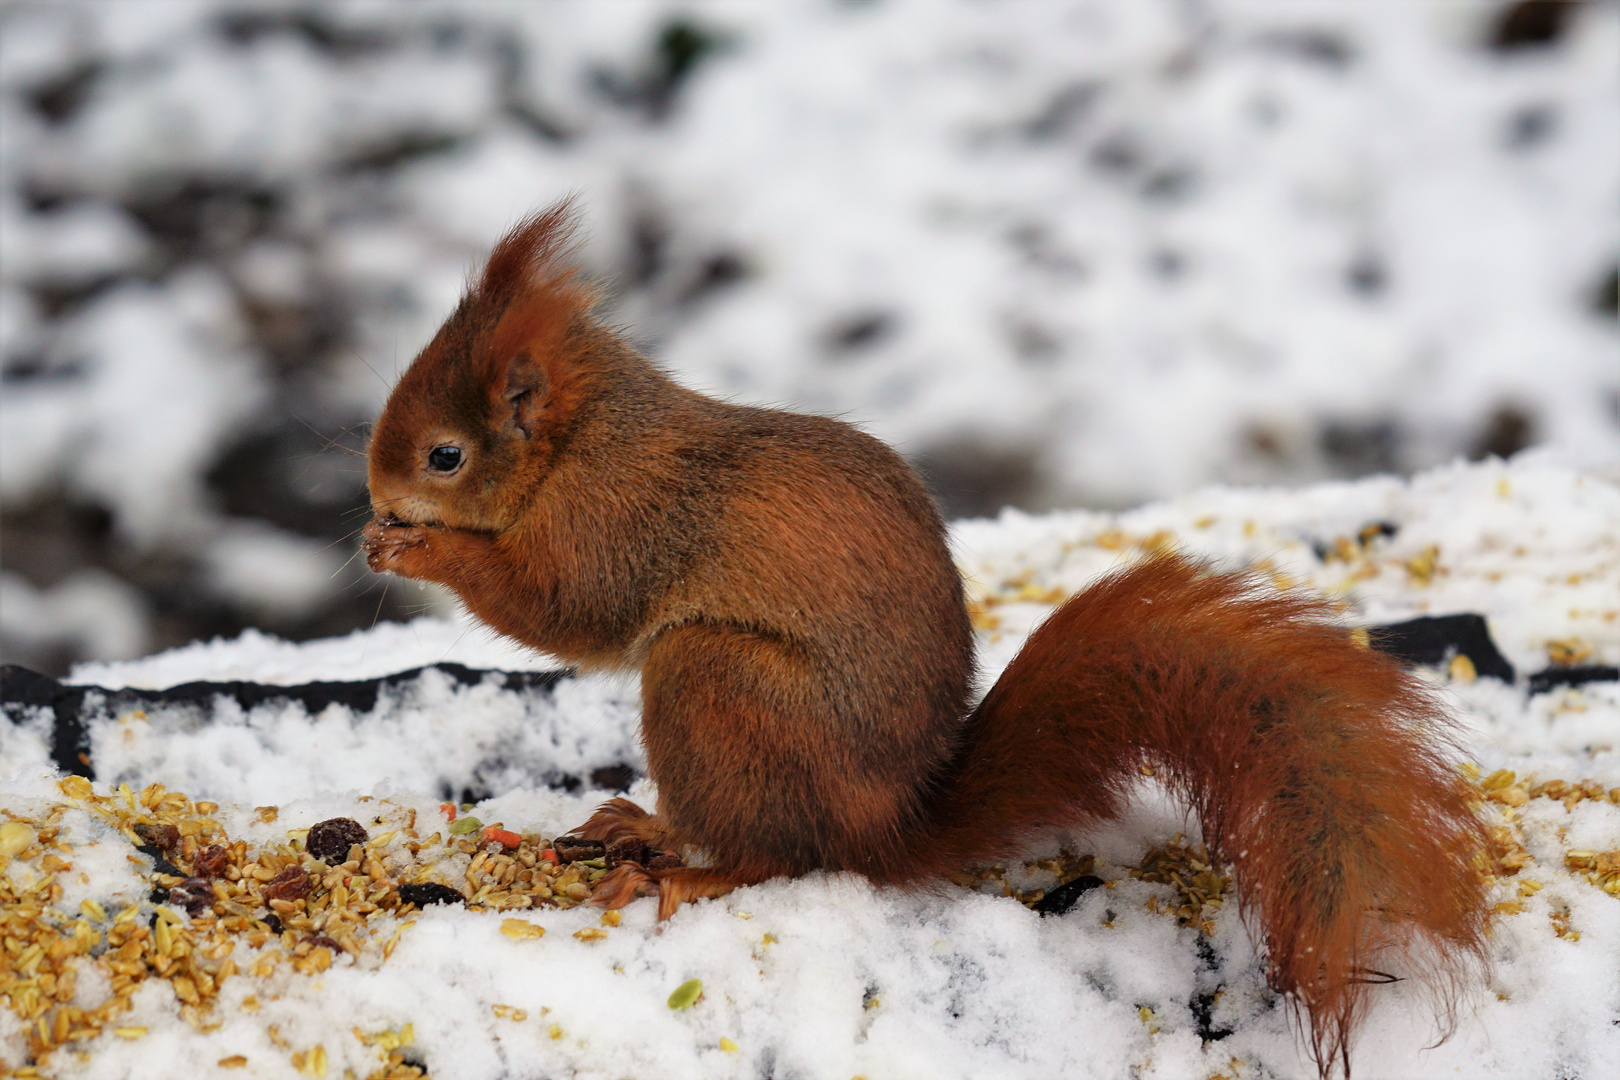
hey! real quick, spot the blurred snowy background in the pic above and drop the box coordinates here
[1,0,1616,675]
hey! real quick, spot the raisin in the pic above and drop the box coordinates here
[605,837,649,868]
[306,934,343,952]
[194,844,230,878]
[169,877,213,917]
[552,835,606,863]
[264,866,311,901]
[133,822,179,852]
[398,882,465,908]
[306,817,369,864]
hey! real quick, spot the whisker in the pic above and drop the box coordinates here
[359,577,393,667]
[436,620,475,667]
[330,548,364,578]
[291,414,369,457]
[351,346,394,393]
[320,525,369,554]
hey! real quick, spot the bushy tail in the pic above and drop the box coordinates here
[919,554,1490,1077]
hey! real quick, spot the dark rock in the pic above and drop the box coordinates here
[339,131,462,174]
[1469,404,1537,461]
[135,845,182,879]
[307,817,369,864]
[1191,939,1234,1042]
[1369,614,1516,682]
[1591,263,1619,319]
[1489,1,1579,52]
[1346,252,1387,297]
[1033,875,1105,917]
[262,912,284,936]
[1,664,92,776]
[913,441,1043,522]
[1021,82,1100,141]
[1257,29,1356,69]
[1505,104,1558,150]
[822,311,896,356]
[398,882,466,908]
[204,419,371,540]
[589,764,640,793]
[26,61,104,125]
[591,18,732,121]
[1319,417,1402,476]
[216,8,395,57]
[678,250,749,306]
[0,662,572,776]
[1528,665,1620,695]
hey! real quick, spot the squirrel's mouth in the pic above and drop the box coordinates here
[369,494,439,528]
[368,493,454,530]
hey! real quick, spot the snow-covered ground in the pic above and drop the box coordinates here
[3,456,1617,1079]
[2,0,1617,670]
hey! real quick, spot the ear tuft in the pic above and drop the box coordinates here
[476,199,600,434]
[478,200,586,304]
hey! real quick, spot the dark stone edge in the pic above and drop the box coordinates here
[0,661,571,778]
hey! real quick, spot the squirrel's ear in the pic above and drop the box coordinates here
[500,352,549,439]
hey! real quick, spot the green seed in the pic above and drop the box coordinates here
[449,817,483,835]
[667,978,702,1010]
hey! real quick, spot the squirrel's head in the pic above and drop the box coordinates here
[367,203,600,533]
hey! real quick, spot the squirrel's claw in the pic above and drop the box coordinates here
[360,517,429,574]
[590,864,748,922]
[591,863,660,910]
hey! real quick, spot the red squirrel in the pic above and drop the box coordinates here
[362,204,1489,1078]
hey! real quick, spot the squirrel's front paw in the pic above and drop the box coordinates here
[361,517,431,576]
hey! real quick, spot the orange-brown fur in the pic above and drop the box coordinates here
[364,204,1489,1078]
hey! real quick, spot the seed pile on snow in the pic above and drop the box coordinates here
[0,777,689,1076]
[2,766,1616,1078]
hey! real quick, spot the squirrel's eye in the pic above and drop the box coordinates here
[427,445,463,472]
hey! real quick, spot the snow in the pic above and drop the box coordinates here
[3,456,1618,1079]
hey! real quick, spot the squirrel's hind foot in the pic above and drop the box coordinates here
[591,864,758,921]
[591,862,661,910]
[573,797,678,847]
